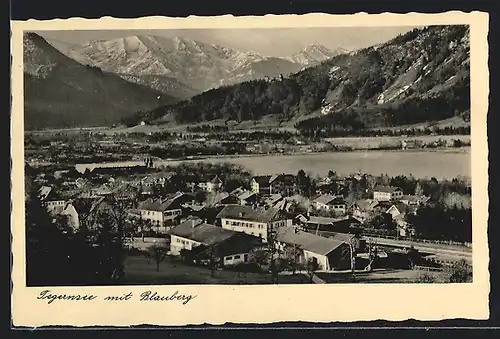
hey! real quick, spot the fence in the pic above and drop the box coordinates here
[124,237,169,251]
[360,232,472,248]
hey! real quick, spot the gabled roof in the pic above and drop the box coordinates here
[238,191,257,201]
[265,194,283,205]
[306,216,338,225]
[296,215,349,225]
[79,196,115,222]
[210,175,223,184]
[386,202,416,215]
[373,185,402,193]
[37,186,63,201]
[402,195,430,204]
[137,198,179,212]
[114,183,140,197]
[252,175,273,186]
[314,194,345,205]
[276,227,351,256]
[198,175,223,184]
[211,192,231,205]
[216,205,282,223]
[270,173,295,185]
[169,219,238,245]
[274,199,292,211]
[230,187,246,196]
[352,199,379,211]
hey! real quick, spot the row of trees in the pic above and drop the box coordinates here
[299,125,470,139]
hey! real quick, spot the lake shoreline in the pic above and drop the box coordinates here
[54,147,472,181]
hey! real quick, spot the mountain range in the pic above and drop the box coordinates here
[130,25,470,132]
[23,33,177,130]
[285,44,349,66]
[44,35,346,98]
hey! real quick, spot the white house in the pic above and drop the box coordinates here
[136,197,183,228]
[313,194,347,214]
[198,175,223,193]
[216,205,292,242]
[275,226,354,271]
[372,185,403,201]
[38,186,66,214]
[168,219,261,267]
[350,199,379,223]
[60,203,80,230]
[400,195,430,206]
[251,174,296,196]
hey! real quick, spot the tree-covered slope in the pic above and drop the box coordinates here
[130,25,470,132]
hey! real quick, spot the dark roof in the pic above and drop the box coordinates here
[314,194,345,205]
[276,227,351,256]
[270,173,295,185]
[210,175,223,184]
[198,175,222,183]
[373,185,402,193]
[388,202,416,215]
[80,196,116,222]
[230,187,246,196]
[252,175,272,186]
[353,199,379,211]
[37,186,63,201]
[216,205,282,223]
[169,219,238,245]
[238,191,257,201]
[265,194,283,205]
[137,198,179,212]
[114,183,140,197]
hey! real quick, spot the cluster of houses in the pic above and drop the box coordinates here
[32,164,431,272]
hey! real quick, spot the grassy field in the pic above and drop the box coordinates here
[122,255,452,285]
[324,134,471,150]
[99,115,470,136]
[315,269,450,284]
[122,255,310,285]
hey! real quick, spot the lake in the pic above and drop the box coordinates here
[74,149,471,180]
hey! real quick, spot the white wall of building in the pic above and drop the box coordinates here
[374,190,403,201]
[223,252,251,266]
[170,235,203,255]
[221,218,268,240]
[251,181,259,193]
[315,201,346,214]
[303,250,330,271]
[46,200,65,213]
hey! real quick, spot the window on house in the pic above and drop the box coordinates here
[234,255,241,260]
[226,256,233,260]
[225,220,229,225]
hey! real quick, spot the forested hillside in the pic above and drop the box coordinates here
[24,33,177,130]
[127,25,470,133]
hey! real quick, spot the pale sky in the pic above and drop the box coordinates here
[37,26,419,57]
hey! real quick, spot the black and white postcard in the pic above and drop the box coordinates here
[11,11,490,326]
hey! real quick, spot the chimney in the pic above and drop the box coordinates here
[191,219,197,228]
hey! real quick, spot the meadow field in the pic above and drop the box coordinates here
[324,134,471,150]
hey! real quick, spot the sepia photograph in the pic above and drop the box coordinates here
[11,12,490,326]
[23,24,475,286]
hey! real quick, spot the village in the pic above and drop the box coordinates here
[26,155,473,285]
